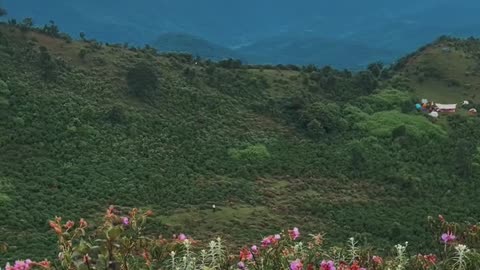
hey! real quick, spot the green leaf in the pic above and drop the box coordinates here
[106,226,123,240]
[75,239,90,254]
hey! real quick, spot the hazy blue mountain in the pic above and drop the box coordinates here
[236,34,398,69]
[3,0,480,68]
[152,33,242,61]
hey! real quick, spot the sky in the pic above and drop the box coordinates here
[2,0,479,67]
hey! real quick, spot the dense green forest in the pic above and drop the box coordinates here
[1,17,480,264]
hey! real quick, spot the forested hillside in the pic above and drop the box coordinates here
[1,20,480,264]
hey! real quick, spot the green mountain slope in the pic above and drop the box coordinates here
[397,36,480,103]
[1,24,480,263]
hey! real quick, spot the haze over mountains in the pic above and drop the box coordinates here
[4,0,480,68]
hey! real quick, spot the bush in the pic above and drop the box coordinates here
[126,62,159,98]
[357,110,446,140]
[302,102,347,134]
[229,144,271,161]
[106,106,127,124]
[38,46,58,81]
[0,79,9,95]
[78,49,87,60]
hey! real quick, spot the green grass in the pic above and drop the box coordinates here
[157,206,281,242]
[404,41,480,103]
[357,110,446,139]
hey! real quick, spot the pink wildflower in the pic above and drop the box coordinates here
[321,260,336,270]
[441,231,456,244]
[251,245,258,254]
[83,254,91,264]
[425,254,437,265]
[36,259,51,269]
[239,247,253,261]
[289,227,300,240]
[106,206,115,218]
[438,214,445,223]
[261,234,280,247]
[290,259,303,270]
[178,233,187,241]
[261,237,272,247]
[48,221,62,235]
[349,261,362,270]
[417,253,437,268]
[237,261,246,270]
[372,255,383,265]
[79,218,88,228]
[64,220,75,230]
[122,217,129,226]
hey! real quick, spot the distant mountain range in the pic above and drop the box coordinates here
[152,33,242,61]
[153,33,398,69]
[236,34,398,69]
[3,0,480,68]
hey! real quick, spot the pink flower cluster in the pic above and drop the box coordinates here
[321,260,336,270]
[290,259,303,270]
[289,227,300,240]
[5,260,32,270]
[4,259,50,270]
[261,234,281,247]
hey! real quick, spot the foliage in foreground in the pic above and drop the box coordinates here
[3,207,480,270]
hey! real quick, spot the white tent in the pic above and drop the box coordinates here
[436,104,457,112]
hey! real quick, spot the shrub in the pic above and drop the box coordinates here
[357,110,446,140]
[106,106,127,124]
[126,62,159,98]
[78,49,87,60]
[229,144,271,161]
[302,102,347,134]
[38,46,57,81]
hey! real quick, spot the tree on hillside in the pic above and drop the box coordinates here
[350,143,366,177]
[354,71,378,95]
[78,49,87,60]
[454,139,476,179]
[0,79,10,110]
[79,32,86,41]
[303,102,347,135]
[218,58,242,69]
[38,46,58,81]
[0,7,7,17]
[367,62,384,78]
[20,17,33,32]
[126,62,159,98]
[42,20,60,37]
